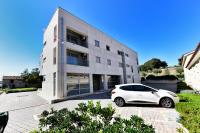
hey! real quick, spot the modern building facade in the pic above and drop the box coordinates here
[181,43,200,91]
[40,7,140,102]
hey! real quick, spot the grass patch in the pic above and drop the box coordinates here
[2,88,38,94]
[176,93,200,133]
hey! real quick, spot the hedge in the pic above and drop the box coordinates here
[146,75,178,80]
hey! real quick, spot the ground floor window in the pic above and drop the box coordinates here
[67,73,90,96]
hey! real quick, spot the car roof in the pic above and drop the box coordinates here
[116,83,144,86]
[115,83,158,90]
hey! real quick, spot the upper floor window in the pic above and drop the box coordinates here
[136,57,139,65]
[43,57,46,63]
[107,59,111,66]
[125,53,129,57]
[95,40,100,47]
[43,41,46,46]
[54,25,57,42]
[119,62,123,67]
[118,50,122,55]
[96,56,101,63]
[126,64,130,67]
[131,66,134,73]
[106,45,110,51]
[53,47,56,65]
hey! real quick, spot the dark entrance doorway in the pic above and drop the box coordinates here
[93,74,103,92]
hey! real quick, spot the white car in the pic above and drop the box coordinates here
[111,83,179,108]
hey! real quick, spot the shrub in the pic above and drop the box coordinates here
[3,88,37,94]
[146,75,178,80]
[141,77,146,81]
[32,101,155,133]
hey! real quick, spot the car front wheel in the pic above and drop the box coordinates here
[114,97,125,107]
[160,97,174,108]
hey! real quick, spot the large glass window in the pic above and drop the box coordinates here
[79,74,90,94]
[67,49,88,66]
[67,29,88,48]
[67,73,89,96]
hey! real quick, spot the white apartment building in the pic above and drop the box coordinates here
[181,43,200,91]
[40,7,140,102]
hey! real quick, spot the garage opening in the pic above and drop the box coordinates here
[107,75,121,89]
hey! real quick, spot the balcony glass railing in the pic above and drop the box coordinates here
[67,56,89,66]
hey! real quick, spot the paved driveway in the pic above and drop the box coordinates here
[0,92,181,133]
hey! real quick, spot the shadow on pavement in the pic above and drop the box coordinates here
[69,92,111,100]
[124,104,161,108]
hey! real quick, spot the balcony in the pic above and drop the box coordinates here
[67,49,89,67]
[67,29,88,48]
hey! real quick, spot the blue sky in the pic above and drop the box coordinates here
[1,0,200,78]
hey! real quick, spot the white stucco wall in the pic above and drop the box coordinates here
[184,60,200,91]
[40,9,59,101]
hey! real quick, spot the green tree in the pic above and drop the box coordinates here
[140,58,168,72]
[21,68,42,88]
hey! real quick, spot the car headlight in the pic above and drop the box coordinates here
[168,92,177,97]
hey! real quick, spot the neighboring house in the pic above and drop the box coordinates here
[0,81,2,88]
[2,76,27,88]
[181,43,200,91]
[40,7,140,102]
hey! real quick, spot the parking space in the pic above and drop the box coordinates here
[0,92,181,133]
